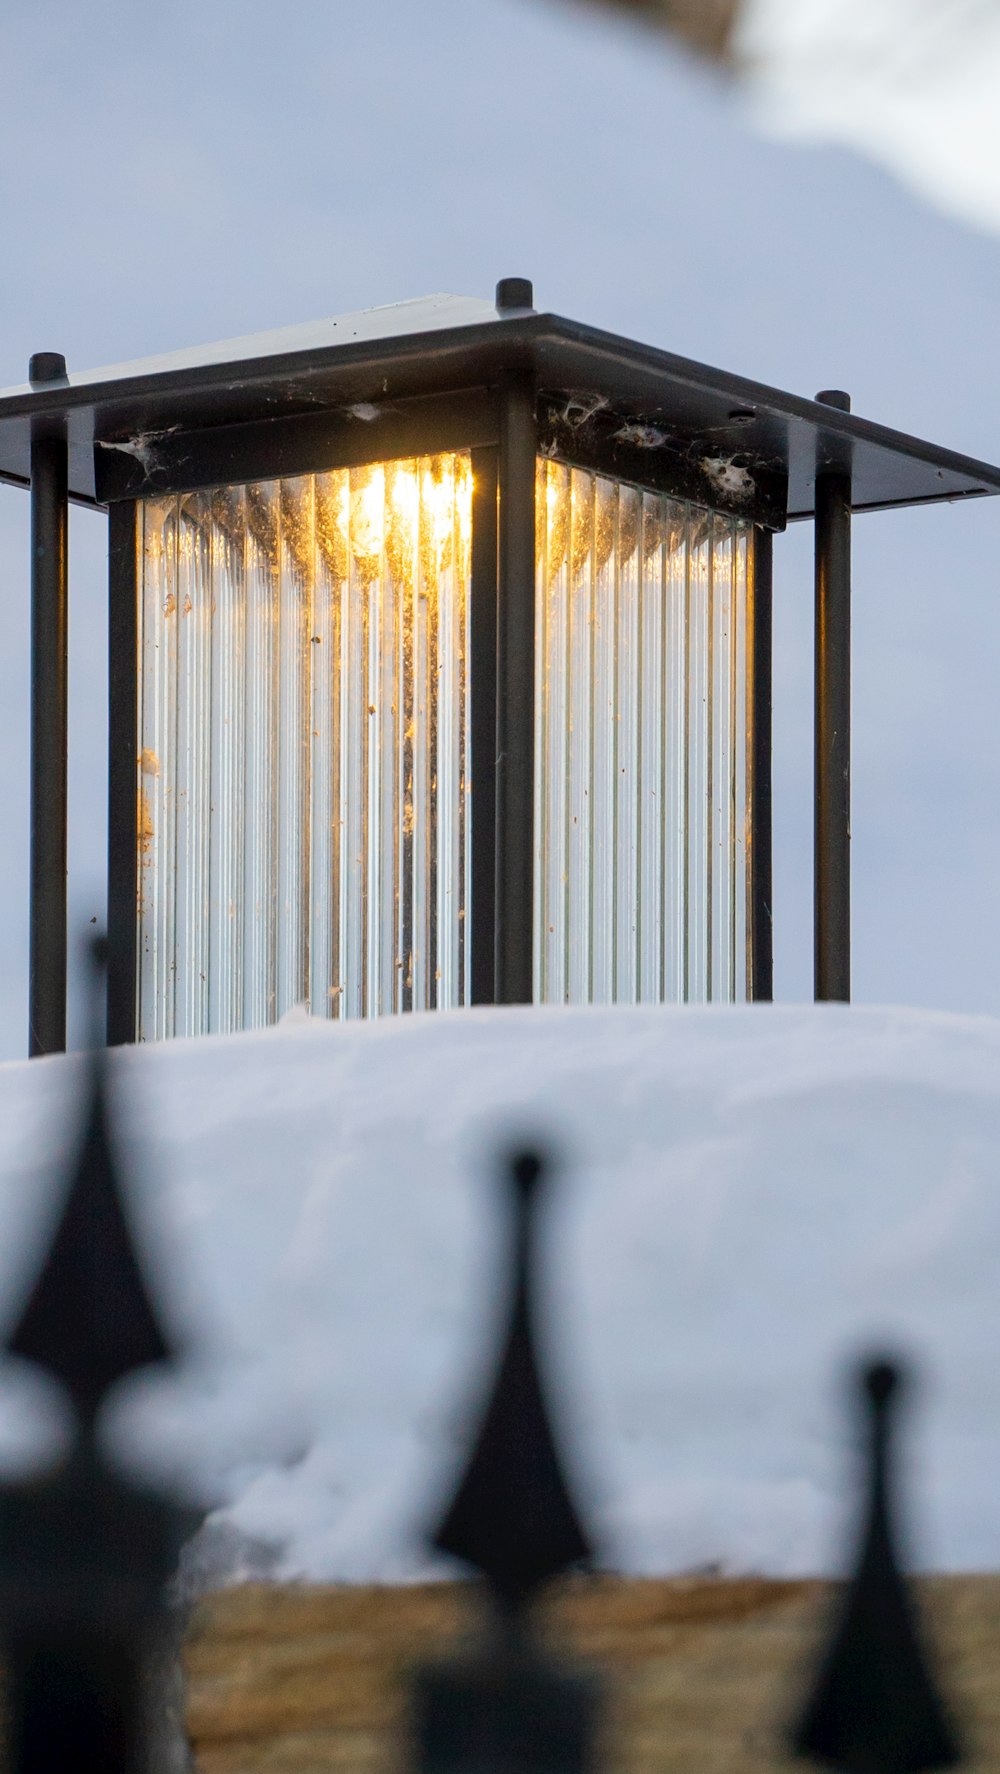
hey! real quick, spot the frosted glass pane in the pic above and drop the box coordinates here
[136,453,472,1040]
[711,518,735,1002]
[534,462,752,1008]
[208,487,246,1034]
[568,470,595,1003]
[244,481,280,1027]
[534,460,570,1006]
[733,526,750,1000]
[138,500,178,1042]
[276,478,313,1018]
[615,486,641,1004]
[590,475,614,1004]
[174,492,212,1036]
[663,503,688,1001]
[638,495,665,1004]
[686,516,711,1003]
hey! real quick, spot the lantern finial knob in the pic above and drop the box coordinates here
[28,352,67,385]
[496,278,534,313]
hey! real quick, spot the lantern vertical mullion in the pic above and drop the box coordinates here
[710,517,735,1002]
[28,424,69,1058]
[663,502,687,1003]
[733,524,749,1001]
[615,483,642,1004]
[638,493,665,1004]
[686,511,710,1002]
[814,415,852,1005]
[568,468,595,1004]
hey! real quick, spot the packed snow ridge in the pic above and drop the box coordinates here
[0,1001,998,1586]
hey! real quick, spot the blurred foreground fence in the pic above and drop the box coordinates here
[0,969,967,1773]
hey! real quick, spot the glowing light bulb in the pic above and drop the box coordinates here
[353,468,387,559]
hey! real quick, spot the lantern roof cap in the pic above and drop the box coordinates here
[1,290,999,521]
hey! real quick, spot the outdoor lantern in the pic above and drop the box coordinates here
[2,281,999,1053]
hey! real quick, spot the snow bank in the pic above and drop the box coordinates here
[0,1002,998,1584]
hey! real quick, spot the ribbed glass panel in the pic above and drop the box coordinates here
[136,453,472,1040]
[534,461,570,1005]
[615,485,642,1003]
[209,487,246,1033]
[175,492,212,1036]
[663,501,688,1001]
[733,525,750,1000]
[534,460,752,1006]
[638,494,665,1004]
[138,499,178,1042]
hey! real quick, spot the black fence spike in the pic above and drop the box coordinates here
[7,957,173,1428]
[433,1146,591,1612]
[0,933,192,1774]
[792,1358,960,1774]
[415,1146,602,1774]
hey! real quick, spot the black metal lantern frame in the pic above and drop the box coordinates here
[2,279,999,1053]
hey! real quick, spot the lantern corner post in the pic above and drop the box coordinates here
[106,500,140,1046]
[813,388,852,1004]
[28,359,70,1059]
[494,372,537,1005]
[748,523,773,1002]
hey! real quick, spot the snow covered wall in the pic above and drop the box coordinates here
[0,1002,998,1584]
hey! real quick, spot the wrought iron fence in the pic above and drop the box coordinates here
[0,945,964,1773]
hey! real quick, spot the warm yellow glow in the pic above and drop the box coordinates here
[136,448,475,1040]
[347,455,472,580]
[351,465,388,560]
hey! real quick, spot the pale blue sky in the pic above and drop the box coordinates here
[2,0,1000,1051]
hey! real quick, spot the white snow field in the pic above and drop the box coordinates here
[0,1002,998,1585]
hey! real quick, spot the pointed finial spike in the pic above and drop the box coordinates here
[432,1139,590,1607]
[866,1360,899,1409]
[510,1147,543,1199]
[791,1354,960,1774]
[7,942,174,1422]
